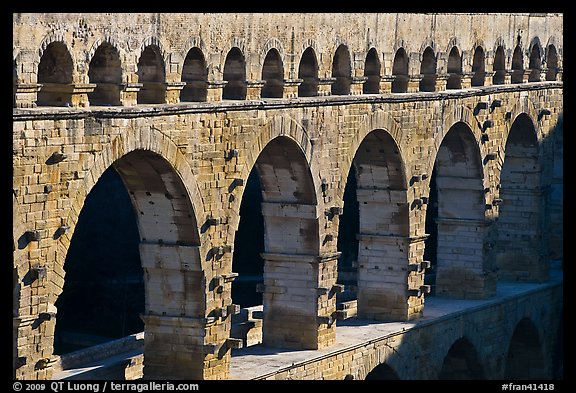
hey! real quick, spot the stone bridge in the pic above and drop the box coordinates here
[12,13,563,380]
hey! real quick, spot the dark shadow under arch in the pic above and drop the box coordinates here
[439,337,485,379]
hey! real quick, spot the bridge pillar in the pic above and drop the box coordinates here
[260,252,339,350]
[282,79,303,98]
[356,234,427,321]
[318,77,336,96]
[119,82,143,106]
[495,188,548,282]
[484,71,495,86]
[14,83,42,108]
[407,74,423,93]
[164,81,186,104]
[461,72,473,89]
[350,76,367,95]
[379,75,395,94]
[206,80,228,102]
[435,74,449,91]
[246,80,265,100]
[435,217,497,299]
[139,243,223,379]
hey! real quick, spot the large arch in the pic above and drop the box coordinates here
[339,128,414,321]
[427,122,488,299]
[51,127,207,380]
[496,113,545,282]
[505,318,548,379]
[438,337,485,379]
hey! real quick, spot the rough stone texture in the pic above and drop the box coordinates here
[13,12,563,380]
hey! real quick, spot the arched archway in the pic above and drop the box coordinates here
[493,46,506,85]
[233,135,327,350]
[427,122,489,299]
[181,47,207,102]
[496,114,545,282]
[37,42,74,106]
[55,149,205,379]
[332,45,352,95]
[223,47,247,100]
[545,45,559,81]
[505,318,548,379]
[420,47,436,92]
[137,45,166,104]
[471,46,485,86]
[261,48,284,98]
[342,129,412,320]
[439,337,485,379]
[528,45,542,82]
[365,363,400,380]
[88,42,122,106]
[363,48,381,94]
[511,46,524,84]
[298,47,319,97]
[447,46,462,89]
[391,48,409,93]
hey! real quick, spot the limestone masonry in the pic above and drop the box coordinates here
[13,13,563,380]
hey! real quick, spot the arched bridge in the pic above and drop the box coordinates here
[13,13,563,380]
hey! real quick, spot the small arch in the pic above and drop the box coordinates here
[181,47,207,102]
[298,47,319,97]
[471,46,485,87]
[505,318,548,379]
[420,46,437,92]
[88,42,122,106]
[545,45,559,81]
[136,45,166,104]
[511,45,524,84]
[37,41,74,106]
[493,46,506,85]
[447,46,462,89]
[365,363,400,380]
[528,45,542,82]
[438,337,486,379]
[391,47,409,93]
[261,48,284,98]
[363,48,381,94]
[223,47,247,100]
[331,44,352,95]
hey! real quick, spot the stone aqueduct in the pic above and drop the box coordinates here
[13,13,563,380]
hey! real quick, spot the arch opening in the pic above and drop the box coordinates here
[223,47,247,100]
[505,318,548,379]
[88,42,122,106]
[493,46,506,85]
[471,46,485,87]
[426,123,487,299]
[365,363,400,380]
[420,47,437,92]
[391,48,409,93]
[447,47,462,89]
[332,45,352,95]
[528,46,542,82]
[298,47,319,97]
[261,49,284,98]
[136,45,166,104]
[37,42,74,106]
[511,46,524,84]
[438,337,485,379]
[363,48,381,94]
[181,47,207,102]
[546,45,559,81]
